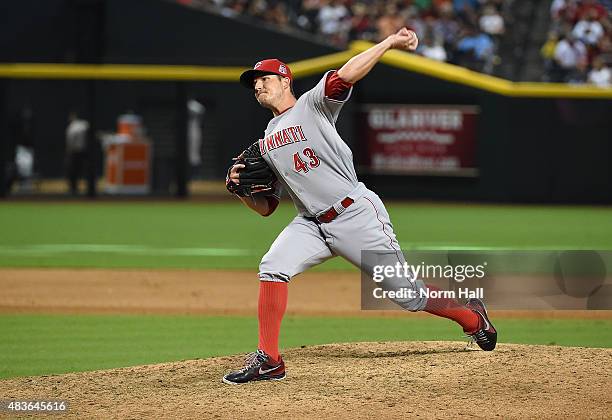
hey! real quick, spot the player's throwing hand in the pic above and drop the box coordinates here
[387,27,419,51]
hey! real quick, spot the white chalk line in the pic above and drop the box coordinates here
[0,244,253,257]
[0,243,592,259]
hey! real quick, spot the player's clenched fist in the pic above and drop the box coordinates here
[387,27,418,52]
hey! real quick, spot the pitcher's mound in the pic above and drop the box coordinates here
[2,341,611,419]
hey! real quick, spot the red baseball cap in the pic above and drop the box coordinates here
[239,59,293,89]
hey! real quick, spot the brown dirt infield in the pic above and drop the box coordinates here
[1,269,612,419]
[2,269,611,318]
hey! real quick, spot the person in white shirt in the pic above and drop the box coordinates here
[420,35,448,61]
[479,5,505,36]
[588,56,611,87]
[65,112,90,195]
[572,9,605,46]
[555,35,587,68]
[317,0,349,41]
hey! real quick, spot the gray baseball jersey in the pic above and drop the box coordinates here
[257,71,427,312]
[259,71,358,217]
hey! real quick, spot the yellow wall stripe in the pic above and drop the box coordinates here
[350,40,612,99]
[0,63,245,81]
[0,43,611,99]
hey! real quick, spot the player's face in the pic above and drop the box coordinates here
[254,75,285,108]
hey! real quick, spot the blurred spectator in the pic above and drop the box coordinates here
[455,25,495,71]
[576,0,608,21]
[297,0,322,32]
[587,56,611,86]
[551,0,581,33]
[376,4,406,41]
[247,0,268,21]
[187,100,205,178]
[572,9,605,46]
[227,0,248,15]
[541,31,560,81]
[551,0,577,21]
[432,0,454,15]
[553,33,588,82]
[567,60,589,83]
[318,0,351,44]
[349,2,377,41]
[7,107,36,193]
[432,7,462,52]
[420,35,448,61]
[550,0,566,18]
[65,112,89,196]
[268,2,290,28]
[597,32,612,63]
[453,0,479,24]
[404,5,427,39]
[479,3,505,39]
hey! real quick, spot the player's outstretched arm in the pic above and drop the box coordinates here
[337,27,418,84]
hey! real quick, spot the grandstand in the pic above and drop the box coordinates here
[175,0,611,83]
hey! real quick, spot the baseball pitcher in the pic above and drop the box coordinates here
[223,28,497,385]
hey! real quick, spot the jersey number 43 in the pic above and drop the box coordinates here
[293,148,320,173]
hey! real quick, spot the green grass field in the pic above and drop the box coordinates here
[1,314,611,379]
[1,202,612,378]
[1,202,612,269]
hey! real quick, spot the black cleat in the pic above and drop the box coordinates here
[465,298,497,351]
[222,349,286,385]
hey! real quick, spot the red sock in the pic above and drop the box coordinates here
[258,281,288,362]
[424,285,480,333]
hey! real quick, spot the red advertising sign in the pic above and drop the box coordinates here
[360,105,479,176]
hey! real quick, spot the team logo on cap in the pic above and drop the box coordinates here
[254,61,263,69]
[278,64,287,74]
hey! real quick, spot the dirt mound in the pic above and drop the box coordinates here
[2,341,611,419]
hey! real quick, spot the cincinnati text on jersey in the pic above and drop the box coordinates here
[259,125,307,155]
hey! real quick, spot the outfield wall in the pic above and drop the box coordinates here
[356,65,612,203]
